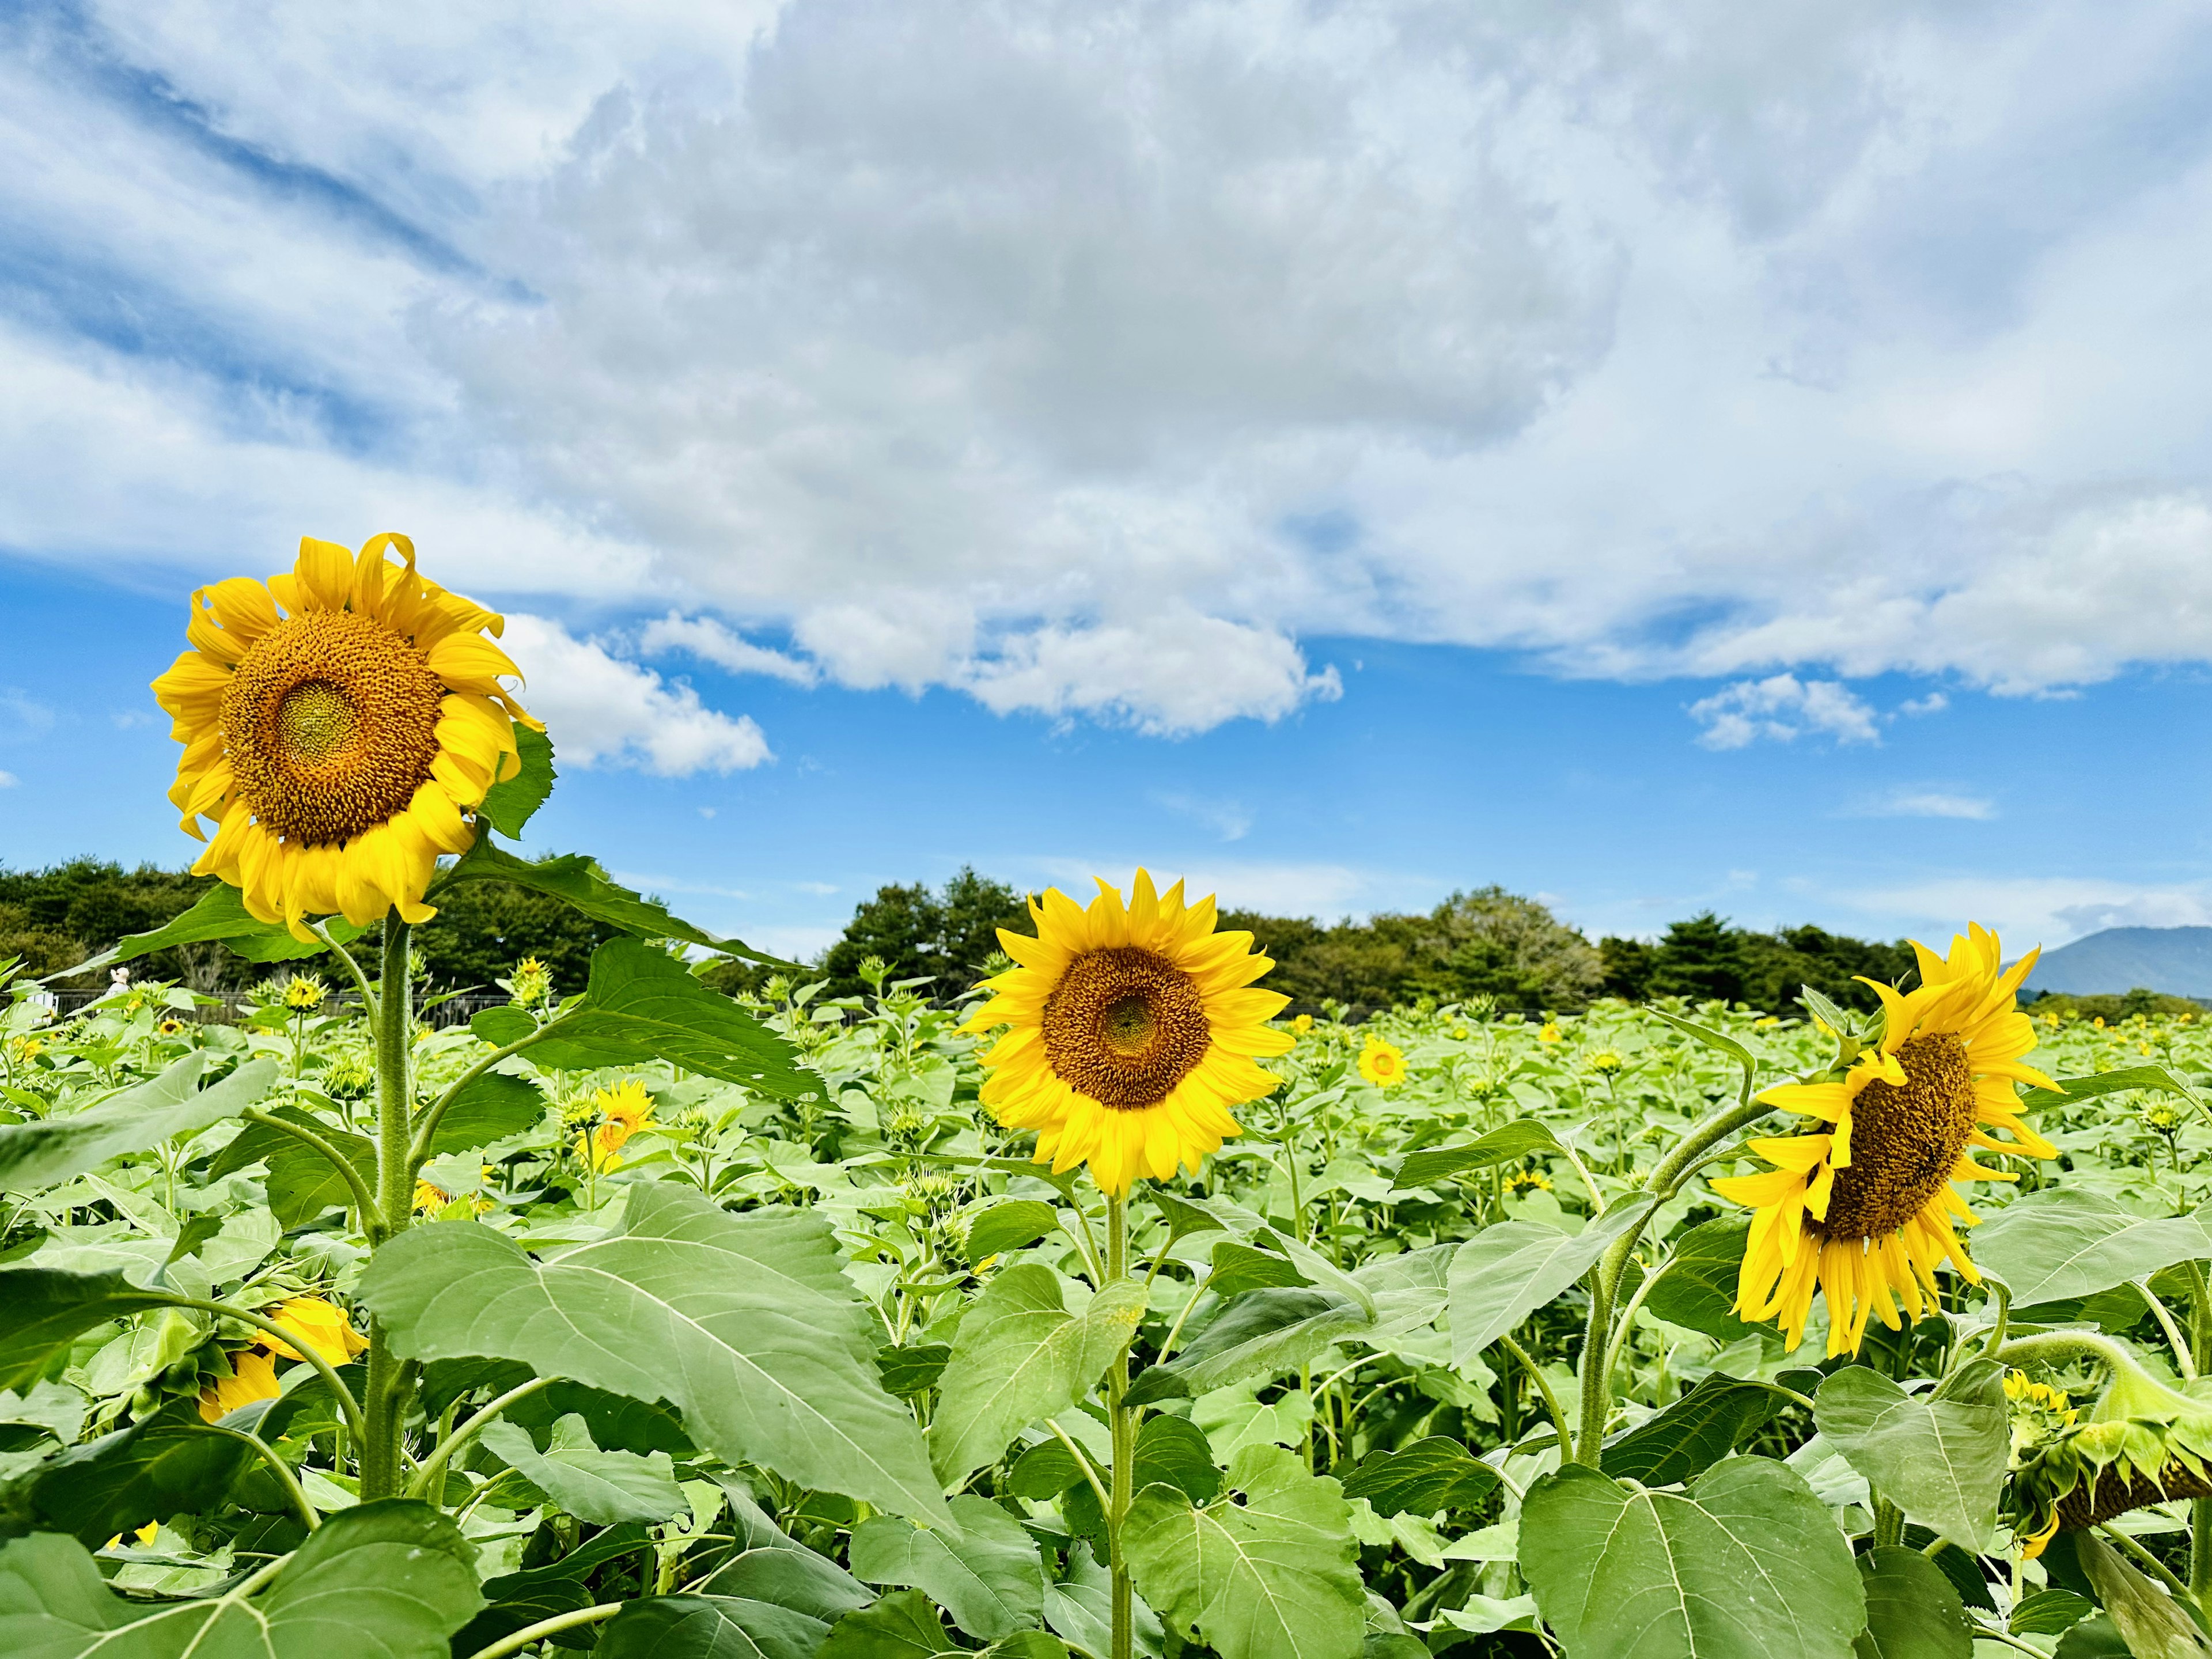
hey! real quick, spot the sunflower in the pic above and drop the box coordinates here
[964,870,1291,1194]
[257,1295,370,1366]
[1714,923,2059,1356]
[1358,1039,1407,1088]
[594,1078,655,1145]
[199,1348,281,1422]
[153,533,539,941]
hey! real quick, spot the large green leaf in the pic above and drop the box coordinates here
[592,1594,830,1659]
[1044,1540,1165,1659]
[2073,1531,2212,1659]
[928,1267,1146,1490]
[1641,1219,1767,1345]
[52,885,368,981]
[477,724,556,840]
[966,1201,1060,1261]
[1392,1122,1564,1192]
[1814,1362,2009,1552]
[850,1494,1047,1641]
[1448,1198,1655,1368]
[1853,1546,1972,1659]
[439,841,797,969]
[0,1268,173,1391]
[522,938,809,1096]
[1601,1374,1790,1487]
[1519,1458,1864,1659]
[207,1104,373,1228]
[1132,1287,1370,1405]
[1338,1438,1498,1517]
[1207,1241,1315,1298]
[359,1184,948,1523]
[0,1055,277,1194]
[1974,1190,2212,1307]
[10,1400,253,1544]
[430,1070,549,1153]
[2019,1066,2203,1117]
[478,1412,686,1525]
[821,1589,969,1659]
[695,1546,874,1622]
[0,1499,480,1658]
[1122,1444,1365,1659]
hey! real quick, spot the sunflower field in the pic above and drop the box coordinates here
[9,539,2212,1659]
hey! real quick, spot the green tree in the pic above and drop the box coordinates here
[0,859,222,986]
[817,868,1033,998]
[1599,935,1656,1001]
[1646,912,1750,1004]
[411,876,620,998]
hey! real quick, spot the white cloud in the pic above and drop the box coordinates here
[1154,792,1253,844]
[1897,694,1949,717]
[1850,789,1998,820]
[13,1,2212,728]
[0,771,17,789]
[501,614,771,775]
[1,690,58,737]
[1687,675,1881,749]
[638,614,819,686]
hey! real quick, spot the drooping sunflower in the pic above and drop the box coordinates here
[153,534,539,940]
[1715,923,2059,1355]
[965,870,1291,1194]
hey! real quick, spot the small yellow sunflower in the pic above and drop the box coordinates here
[153,533,539,940]
[964,870,1290,1194]
[1537,1022,1564,1045]
[594,1078,655,1146]
[256,1295,370,1366]
[1358,1039,1407,1088]
[1291,1013,1315,1036]
[1714,923,2059,1356]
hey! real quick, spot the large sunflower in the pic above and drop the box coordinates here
[153,535,538,939]
[965,870,1292,1194]
[1715,923,2059,1355]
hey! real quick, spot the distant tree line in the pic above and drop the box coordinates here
[3,857,2013,1019]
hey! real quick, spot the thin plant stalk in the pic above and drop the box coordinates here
[358,914,414,1501]
[1105,1190,1135,1659]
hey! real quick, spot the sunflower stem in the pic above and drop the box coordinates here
[1872,1495,1905,1548]
[2190,1262,2212,1596]
[1574,1093,1777,1464]
[1105,1188,1135,1659]
[359,912,416,1502]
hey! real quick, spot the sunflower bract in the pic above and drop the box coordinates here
[964,869,1291,1194]
[152,533,541,940]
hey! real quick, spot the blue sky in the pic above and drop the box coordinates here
[6,1,2212,960]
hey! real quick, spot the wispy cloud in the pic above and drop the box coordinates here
[639,613,820,687]
[1153,792,1253,843]
[1848,789,1997,821]
[1853,878,2212,948]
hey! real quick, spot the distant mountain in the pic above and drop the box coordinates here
[2022,927,2212,999]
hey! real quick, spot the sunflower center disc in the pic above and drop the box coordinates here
[1041,946,1211,1109]
[1815,1032,1978,1240]
[221,611,444,847]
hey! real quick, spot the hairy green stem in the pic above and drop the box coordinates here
[2190,1261,2212,1597]
[1573,1089,1776,1464]
[1106,1191,1134,1659]
[1498,1331,1573,1455]
[359,914,414,1502]
[408,1376,554,1501]
[207,1422,319,1531]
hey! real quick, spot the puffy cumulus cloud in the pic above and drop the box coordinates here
[501,615,771,775]
[1687,676,1880,750]
[960,614,1340,736]
[12,0,2212,730]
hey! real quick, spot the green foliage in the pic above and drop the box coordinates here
[0,859,220,986]
[412,873,616,997]
[813,868,1035,1000]
[1602,914,1916,1014]
[1813,1362,2010,1552]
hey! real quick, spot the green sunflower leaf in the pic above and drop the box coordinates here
[850,1494,1048,1641]
[1392,1122,1565,1192]
[9,1399,255,1545]
[359,1184,949,1524]
[0,1267,177,1392]
[592,1594,834,1659]
[1122,1443,1366,1659]
[928,1267,1147,1490]
[477,1412,686,1525]
[1519,1457,1865,1659]
[50,884,370,982]
[1339,1437,1498,1517]
[1814,1361,2009,1553]
[1601,1372,1794,1487]
[1854,1545,1974,1659]
[1975,1188,2212,1307]
[520,936,809,1096]
[0,1053,277,1195]
[821,1589,970,1659]
[476,722,556,840]
[1641,1218,1768,1344]
[0,1498,481,1658]
[1446,1197,1656,1369]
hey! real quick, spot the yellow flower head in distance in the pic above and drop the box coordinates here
[593,1078,655,1149]
[153,534,540,941]
[1713,923,2059,1357]
[413,1179,451,1214]
[1291,1013,1315,1036]
[964,869,1290,1194]
[199,1348,282,1422]
[1537,1022,1563,1044]
[1358,1039,1407,1088]
[256,1295,370,1366]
